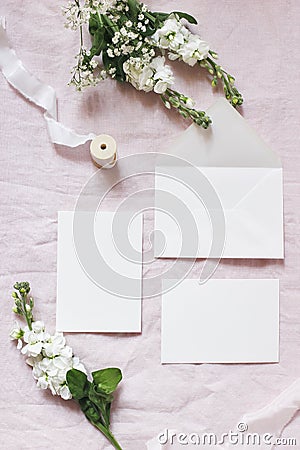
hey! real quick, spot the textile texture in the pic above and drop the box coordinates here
[0,1,300,449]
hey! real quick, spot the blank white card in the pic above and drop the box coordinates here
[56,211,142,332]
[162,279,279,363]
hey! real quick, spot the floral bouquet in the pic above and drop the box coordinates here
[63,0,243,128]
[10,282,123,450]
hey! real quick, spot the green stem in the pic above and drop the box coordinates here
[144,10,157,23]
[163,88,212,128]
[92,421,123,450]
[204,55,243,107]
[21,295,32,330]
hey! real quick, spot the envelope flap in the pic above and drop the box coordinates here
[156,166,278,211]
[199,167,275,209]
[161,98,281,168]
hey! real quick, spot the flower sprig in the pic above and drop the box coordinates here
[11,282,33,330]
[63,0,243,127]
[10,282,123,450]
[201,51,243,107]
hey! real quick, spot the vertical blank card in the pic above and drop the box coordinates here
[56,211,142,332]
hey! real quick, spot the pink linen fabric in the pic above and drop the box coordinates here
[0,1,300,449]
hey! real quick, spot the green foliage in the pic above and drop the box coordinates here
[171,11,198,25]
[67,367,123,449]
[67,0,243,129]
[92,368,122,395]
[66,369,89,400]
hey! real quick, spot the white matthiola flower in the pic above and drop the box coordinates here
[26,354,42,367]
[10,323,24,350]
[168,52,180,61]
[23,322,49,344]
[178,36,209,66]
[150,56,174,94]
[31,321,45,334]
[10,322,24,342]
[43,333,66,357]
[10,288,87,401]
[32,360,44,379]
[138,66,155,91]
[151,15,210,66]
[72,356,87,374]
[21,341,43,357]
[37,376,48,390]
[123,56,174,95]
[29,337,86,400]
[123,58,154,92]
[59,385,72,400]
[13,319,86,400]
[152,17,179,48]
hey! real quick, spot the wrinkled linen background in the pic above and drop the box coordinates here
[1,1,300,449]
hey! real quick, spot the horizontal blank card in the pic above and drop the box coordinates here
[161,279,279,364]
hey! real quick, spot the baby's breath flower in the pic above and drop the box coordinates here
[69,48,107,91]
[97,0,117,14]
[62,1,91,30]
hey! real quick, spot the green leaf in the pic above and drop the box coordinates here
[127,0,139,20]
[105,402,112,427]
[79,397,102,423]
[140,23,157,37]
[152,12,170,21]
[90,29,106,57]
[89,13,101,35]
[92,368,122,395]
[66,369,89,400]
[88,384,112,428]
[171,11,198,25]
[102,14,117,36]
[102,52,127,82]
[88,13,107,57]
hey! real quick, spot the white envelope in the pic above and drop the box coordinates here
[56,211,142,332]
[154,99,284,259]
[161,279,279,364]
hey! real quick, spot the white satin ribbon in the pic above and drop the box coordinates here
[0,17,96,147]
[146,377,300,449]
